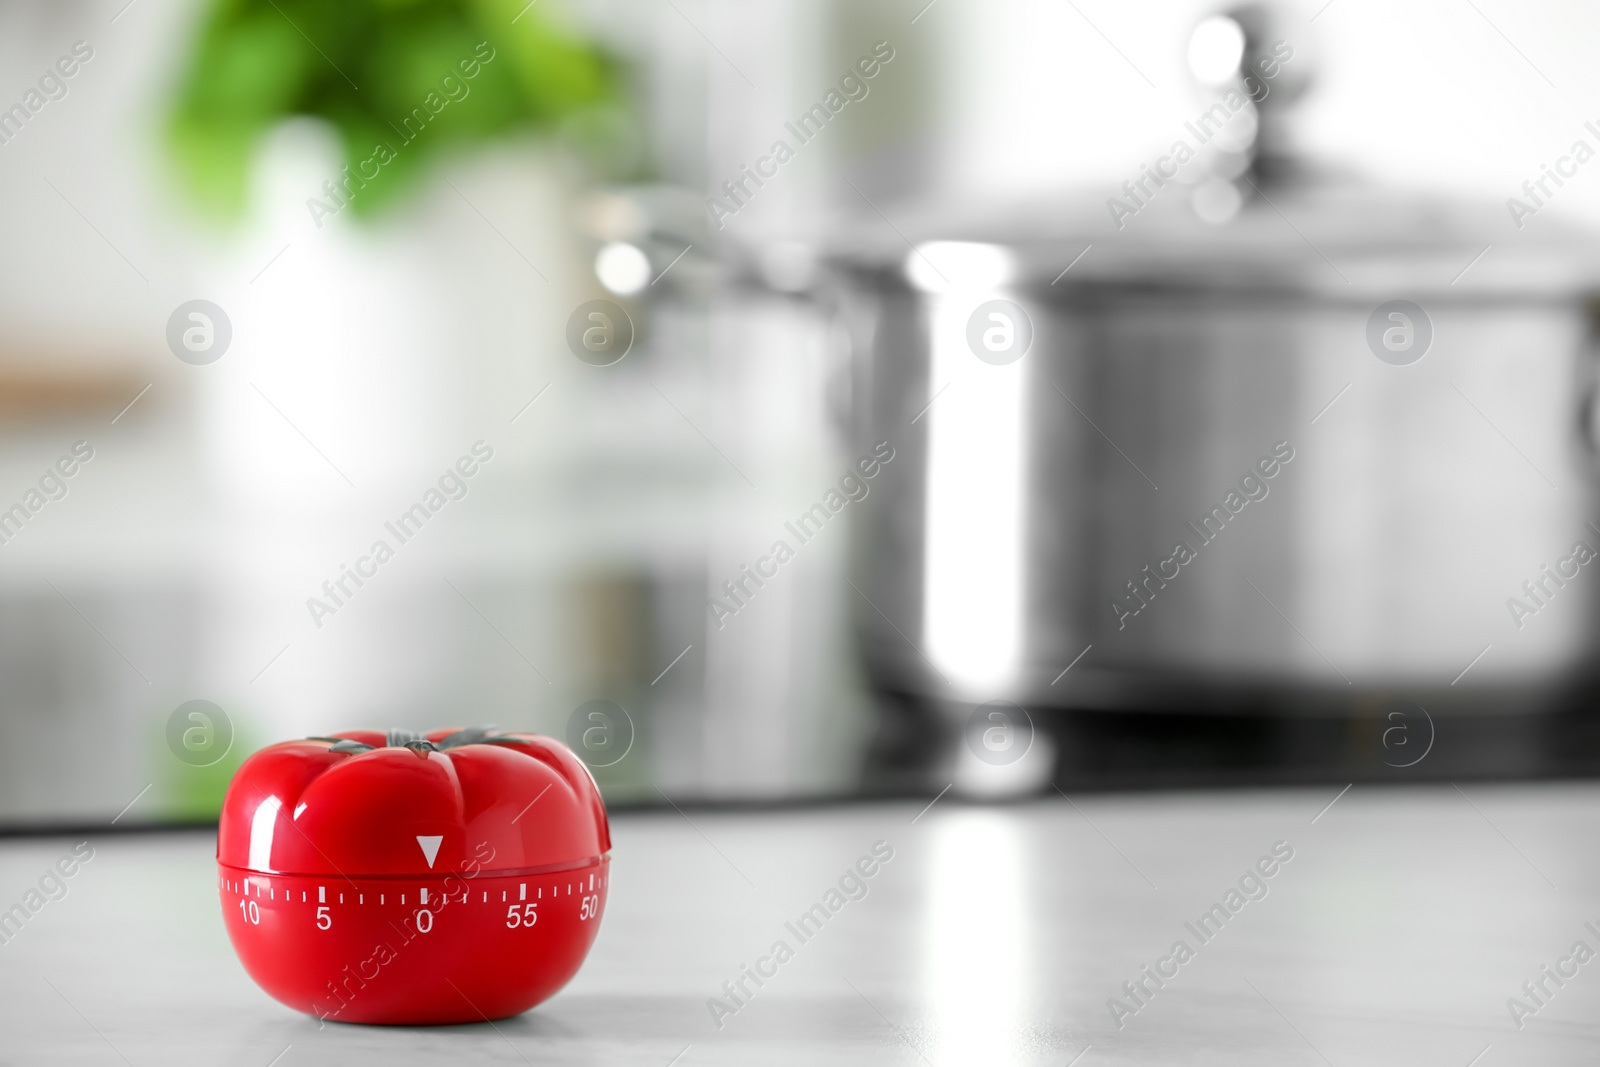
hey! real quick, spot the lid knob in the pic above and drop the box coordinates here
[1186,3,1313,221]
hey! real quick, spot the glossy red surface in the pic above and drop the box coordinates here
[217,729,611,1024]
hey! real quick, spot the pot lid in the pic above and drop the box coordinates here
[827,5,1600,300]
[831,176,1600,299]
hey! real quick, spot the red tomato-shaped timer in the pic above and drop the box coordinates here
[217,728,611,1024]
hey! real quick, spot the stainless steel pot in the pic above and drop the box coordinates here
[832,12,1600,721]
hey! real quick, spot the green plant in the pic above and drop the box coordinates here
[167,0,624,220]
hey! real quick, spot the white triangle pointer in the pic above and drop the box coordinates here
[416,835,443,868]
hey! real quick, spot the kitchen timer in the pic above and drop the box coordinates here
[217,727,610,1025]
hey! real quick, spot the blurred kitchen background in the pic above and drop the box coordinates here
[5,0,1600,826]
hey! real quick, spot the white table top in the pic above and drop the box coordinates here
[1,782,1595,1065]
